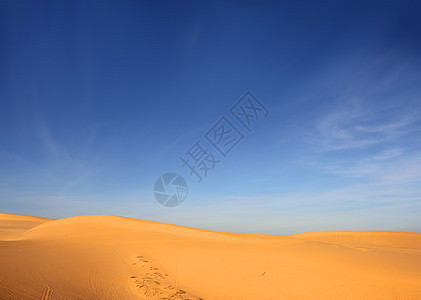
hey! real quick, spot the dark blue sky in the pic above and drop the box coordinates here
[1,0,421,234]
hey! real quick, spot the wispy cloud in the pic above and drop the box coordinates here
[36,117,71,164]
[289,53,421,219]
[311,100,420,152]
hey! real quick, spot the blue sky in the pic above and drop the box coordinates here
[1,0,421,234]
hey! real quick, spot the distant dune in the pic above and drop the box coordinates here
[0,213,420,299]
[0,213,53,240]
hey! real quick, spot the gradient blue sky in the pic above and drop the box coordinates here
[1,0,421,234]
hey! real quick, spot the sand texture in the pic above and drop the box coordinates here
[1,213,420,299]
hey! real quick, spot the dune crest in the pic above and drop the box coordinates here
[1,213,420,299]
[0,213,53,240]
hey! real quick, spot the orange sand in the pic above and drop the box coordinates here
[1,212,420,299]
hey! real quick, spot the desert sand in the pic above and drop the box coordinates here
[0,213,420,299]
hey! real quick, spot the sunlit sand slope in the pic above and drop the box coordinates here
[0,213,420,299]
[0,213,53,240]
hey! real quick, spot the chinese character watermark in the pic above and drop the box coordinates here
[205,117,244,157]
[230,91,269,131]
[153,91,269,207]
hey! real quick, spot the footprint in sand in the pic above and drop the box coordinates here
[135,255,149,266]
[129,255,201,299]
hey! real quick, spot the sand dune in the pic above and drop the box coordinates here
[0,213,53,240]
[0,213,420,299]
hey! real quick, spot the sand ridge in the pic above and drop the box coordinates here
[0,213,53,240]
[1,213,420,299]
